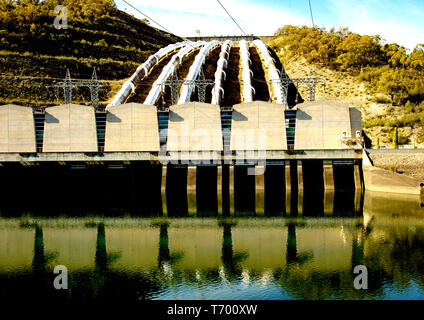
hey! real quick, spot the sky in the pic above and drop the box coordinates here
[115,0,424,50]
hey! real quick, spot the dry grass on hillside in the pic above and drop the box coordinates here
[279,54,424,148]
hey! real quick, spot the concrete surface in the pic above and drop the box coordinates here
[43,104,97,152]
[367,149,424,181]
[363,165,423,195]
[295,100,360,150]
[167,102,223,152]
[104,103,160,152]
[0,104,36,153]
[0,149,362,164]
[230,101,287,151]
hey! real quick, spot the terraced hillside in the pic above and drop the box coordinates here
[0,0,181,108]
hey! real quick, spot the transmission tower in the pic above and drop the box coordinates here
[162,67,214,105]
[54,69,104,107]
[271,69,325,108]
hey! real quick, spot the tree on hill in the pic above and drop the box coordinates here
[269,25,424,106]
[0,0,116,28]
[393,127,398,149]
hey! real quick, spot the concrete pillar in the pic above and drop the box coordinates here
[323,160,334,216]
[354,163,362,215]
[229,164,235,216]
[354,189,362,215]
[323,160,335,190]
[187,166,197,215]
[255,165,265,215]
[161,165,167,216]
[323,190,334,216]
[285,161,291,216]
[354,164,362,191]
[217,165,222,215]
[297,160,303,216]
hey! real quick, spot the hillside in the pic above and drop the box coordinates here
[267,26,424,148]
[0,0,181,107]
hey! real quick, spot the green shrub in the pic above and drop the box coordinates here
[387,165,397,172]
[393,127,399,149]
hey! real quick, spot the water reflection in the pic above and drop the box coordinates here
[32,225,45,274]
[0,191,423,300]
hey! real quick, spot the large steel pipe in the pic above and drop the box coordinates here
[211,40,232,105]
[178,40,220,104]
[143,41,206,106]
[239,40,254,103]
[106,42,186,109]
[252,40,283,104]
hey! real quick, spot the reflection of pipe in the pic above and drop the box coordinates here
[211,40,233,105]
[106,42,186,109]
[252,40,283,104]
[286,223,297,264]
[158,223,170,266]
[32,225,45,273]
[178,40,220,104]
[95,223,107,274]
[221,223,233,270]
[239,40,254,102]
[144,41,205,106]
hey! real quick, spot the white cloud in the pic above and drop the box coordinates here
[117,0,309,36]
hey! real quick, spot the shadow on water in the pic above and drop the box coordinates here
[0,163,363,218]
[0,163,163,217]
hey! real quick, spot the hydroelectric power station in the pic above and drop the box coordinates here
[0,39,364,216]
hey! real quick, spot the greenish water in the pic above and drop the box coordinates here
[0,191,424,301]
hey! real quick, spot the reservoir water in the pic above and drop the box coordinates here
[1,190,424,300]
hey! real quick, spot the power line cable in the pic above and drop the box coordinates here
[216,0,247,35]
[120,0,173,35]
[308,0,315,27]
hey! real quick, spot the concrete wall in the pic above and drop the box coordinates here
[230,101,287,150]
[167,102,223,152]
[104,103,160,152]
[363,165,423,196]
[43,104,97,152]
[295,100,359,150]
[349,107,362,138]
[0,104,36,153]
[367,149,424,181]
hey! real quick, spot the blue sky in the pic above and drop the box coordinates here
[115,0,424,49]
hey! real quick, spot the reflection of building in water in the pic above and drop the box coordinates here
[0,159,363,219]
[95,223,107,274]
[286,223,297,265]
[1,193,424,300]
[32,225,45,274]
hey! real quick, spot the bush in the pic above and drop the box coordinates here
[387,165,398,172]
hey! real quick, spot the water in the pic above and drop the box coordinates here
[0,191,424,301]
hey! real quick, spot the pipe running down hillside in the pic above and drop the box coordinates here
[211,40,233,105]
[252,39,283,105]
[239,40,255,103]
[178,40,220,104]
[143,41,206,106]
[106,42,186,109]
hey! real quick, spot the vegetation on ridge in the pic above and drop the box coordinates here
[0,0,181,107]
[269,25,424,146]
